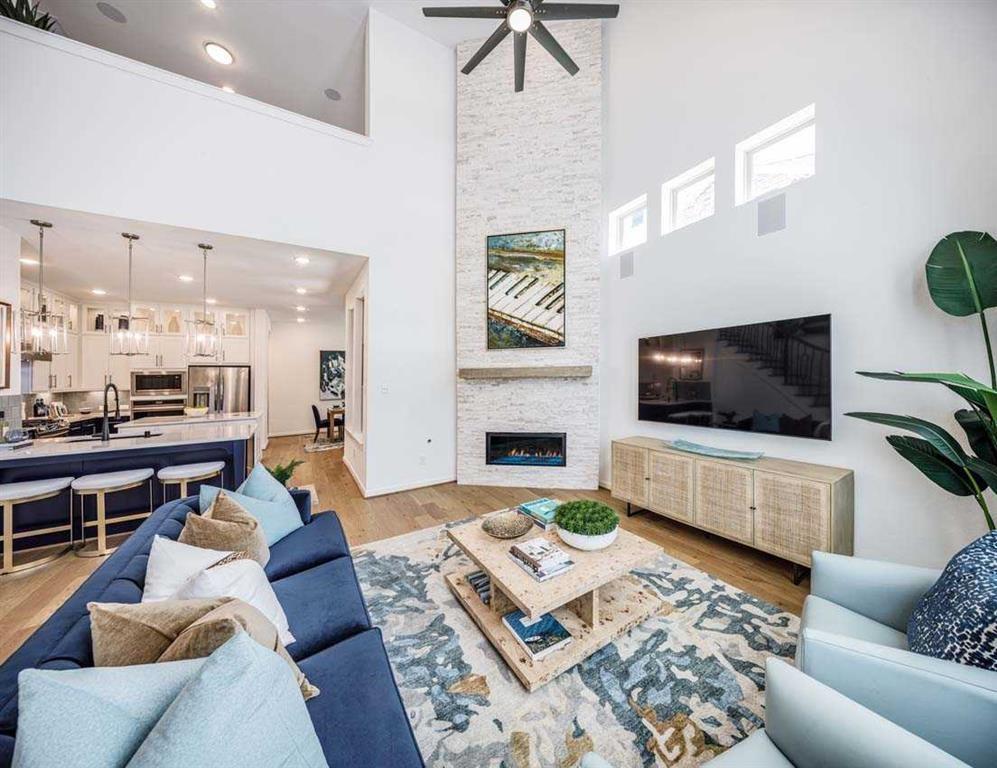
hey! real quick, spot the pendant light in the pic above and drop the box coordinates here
[19,219,68,360]
[185,243,220,359]
[110,233,150,356]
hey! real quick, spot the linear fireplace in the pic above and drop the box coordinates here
[486,432,566,467]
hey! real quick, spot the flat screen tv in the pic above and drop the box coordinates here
[638,314,831,440]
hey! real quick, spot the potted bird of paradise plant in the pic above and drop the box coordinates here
[847,231,997,531]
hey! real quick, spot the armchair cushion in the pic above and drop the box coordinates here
[907,531,997,672]
[795,596,907,669]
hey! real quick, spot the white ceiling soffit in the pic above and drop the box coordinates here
[2,199,365,324]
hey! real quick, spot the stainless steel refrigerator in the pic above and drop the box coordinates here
[187,365,251,414]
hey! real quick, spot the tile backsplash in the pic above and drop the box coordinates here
[0,394,21,431]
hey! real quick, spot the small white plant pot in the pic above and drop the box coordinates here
[557,527,619,551]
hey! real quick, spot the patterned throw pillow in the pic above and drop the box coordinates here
[907,531,997,671]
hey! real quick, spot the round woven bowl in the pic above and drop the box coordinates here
[482,511,534,539]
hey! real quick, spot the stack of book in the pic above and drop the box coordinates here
[518,498,560,531]
[467,570,491,605]
[502,609,573,661]
[508,538,574,582]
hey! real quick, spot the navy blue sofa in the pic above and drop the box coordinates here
[0,490,424,768]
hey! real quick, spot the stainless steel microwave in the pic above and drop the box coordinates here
[131,370,186,397]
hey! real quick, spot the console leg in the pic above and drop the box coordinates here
[791,563,808,585]
[626,502,645,518]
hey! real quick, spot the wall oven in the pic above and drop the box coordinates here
[131,370,186,397]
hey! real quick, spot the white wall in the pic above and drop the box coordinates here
[0,11,456,495]
[268,311,346,437]
[601,0,997,567]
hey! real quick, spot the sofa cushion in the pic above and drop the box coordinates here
[798,595,908,659]
[11,657,204,768]
[141,535,232,603]
[299,629,424,768]
[908,530,997,671]
[179,491,270,567]
[200,486,302,546]
[127,634,327,768]
[272,558,371,660]
[264,512,350,582]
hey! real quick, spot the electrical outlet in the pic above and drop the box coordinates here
[380,384,389,394]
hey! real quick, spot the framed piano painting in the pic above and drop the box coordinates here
[486,229,565,349]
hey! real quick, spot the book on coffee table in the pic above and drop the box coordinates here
[518,498,561,530]
[502,609,573,661]
[508,538,574,581]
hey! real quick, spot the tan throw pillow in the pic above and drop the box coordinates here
[160,599,319,700]
[178,491,270,567]
[88,598,318,700]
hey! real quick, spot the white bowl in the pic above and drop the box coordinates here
[556,526,619,551]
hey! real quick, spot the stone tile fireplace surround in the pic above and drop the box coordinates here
[455,22,602,489]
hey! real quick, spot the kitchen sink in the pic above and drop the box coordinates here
[66,432,164,443]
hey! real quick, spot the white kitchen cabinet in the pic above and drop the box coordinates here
[158,335,186,369]
[220,336,251,364]
[81,335,110,389]
[51,334,79,391]
[108,351,131,389]
[25,358,51,393]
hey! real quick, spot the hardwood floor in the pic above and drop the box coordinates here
[0,435,809,665]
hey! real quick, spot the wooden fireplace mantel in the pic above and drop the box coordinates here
[457,366,593,380]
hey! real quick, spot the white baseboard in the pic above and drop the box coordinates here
[343,455,367,497]
[268,430,315,438]
[362,475,455,498]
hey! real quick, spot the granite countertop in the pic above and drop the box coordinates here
[123,411,260,428]
[0,421,256,463]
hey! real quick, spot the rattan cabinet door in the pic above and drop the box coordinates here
[647,451,694,522]
[611,443,648,506]
[753,471,830,565]
[694,460,753,544]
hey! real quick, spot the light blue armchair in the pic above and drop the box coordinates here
[797,551,997,768]
[581,659,968,768]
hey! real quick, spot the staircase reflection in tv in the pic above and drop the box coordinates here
[486,432,566,467]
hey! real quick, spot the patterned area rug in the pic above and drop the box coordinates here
[352,522,799,768]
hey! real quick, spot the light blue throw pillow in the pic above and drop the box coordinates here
[13,658,204,768]
[199,482,302,545]
[126,633,327,768]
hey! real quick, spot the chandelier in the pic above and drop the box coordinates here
[110,233,150,356]
[185,243,220,359]
[20,219,68,360]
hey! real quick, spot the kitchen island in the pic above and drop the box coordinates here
[0,420,256,556]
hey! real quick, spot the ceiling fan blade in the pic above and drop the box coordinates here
[462,23,511,74]
[422,6,506,18]
[536,3,620,20]
[529,21,578,75]
[514,32,526,92]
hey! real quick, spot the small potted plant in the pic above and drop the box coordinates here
[554,500,620,551]
[265,459,304,488]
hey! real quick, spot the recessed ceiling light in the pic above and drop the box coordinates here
[91,288,107,296]
[19,257,39,266]
[221,85,235,94]
[323,88,342,101]
[294,255,310,266]
[204,42,234,66]
[200,0,217,8]
[296,317,306,323]
[205,298,218,305]
[295,305,307,312]
[295,287,306,295]
[96,1,127,23]
[178,274,194,282]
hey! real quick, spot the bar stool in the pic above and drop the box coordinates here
[157,461,226,502]
[72,469,154,558]
[0,477,75,575]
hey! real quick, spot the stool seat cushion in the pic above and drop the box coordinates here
[0,477,74,502]
[72,469,154,493]
[157,462,225,482]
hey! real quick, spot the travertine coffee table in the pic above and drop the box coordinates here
[445,516,663,691]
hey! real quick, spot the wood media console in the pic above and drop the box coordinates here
[611,437,854,583]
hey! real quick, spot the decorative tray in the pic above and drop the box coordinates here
[668,439,764,461]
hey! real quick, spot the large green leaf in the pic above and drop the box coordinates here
[954,409,997,464]
[925,231,997,317]
[855,370,996,413]
[885,436,978,496]
[845,412,969,465]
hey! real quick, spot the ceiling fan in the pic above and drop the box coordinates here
[422,1,620,92]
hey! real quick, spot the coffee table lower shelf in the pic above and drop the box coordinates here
[445,565,663,692]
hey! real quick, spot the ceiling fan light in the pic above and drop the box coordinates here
[507,3,532,32]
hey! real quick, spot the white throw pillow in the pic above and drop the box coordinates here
[142,535,232,603]
[172,559,295,646]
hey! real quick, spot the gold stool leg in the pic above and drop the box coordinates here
[96,491,107,556]
[180,479,188,499]
[2,501,13,575]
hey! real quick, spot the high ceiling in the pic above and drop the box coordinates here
[35,0,621,134]
[2,200,365,323]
